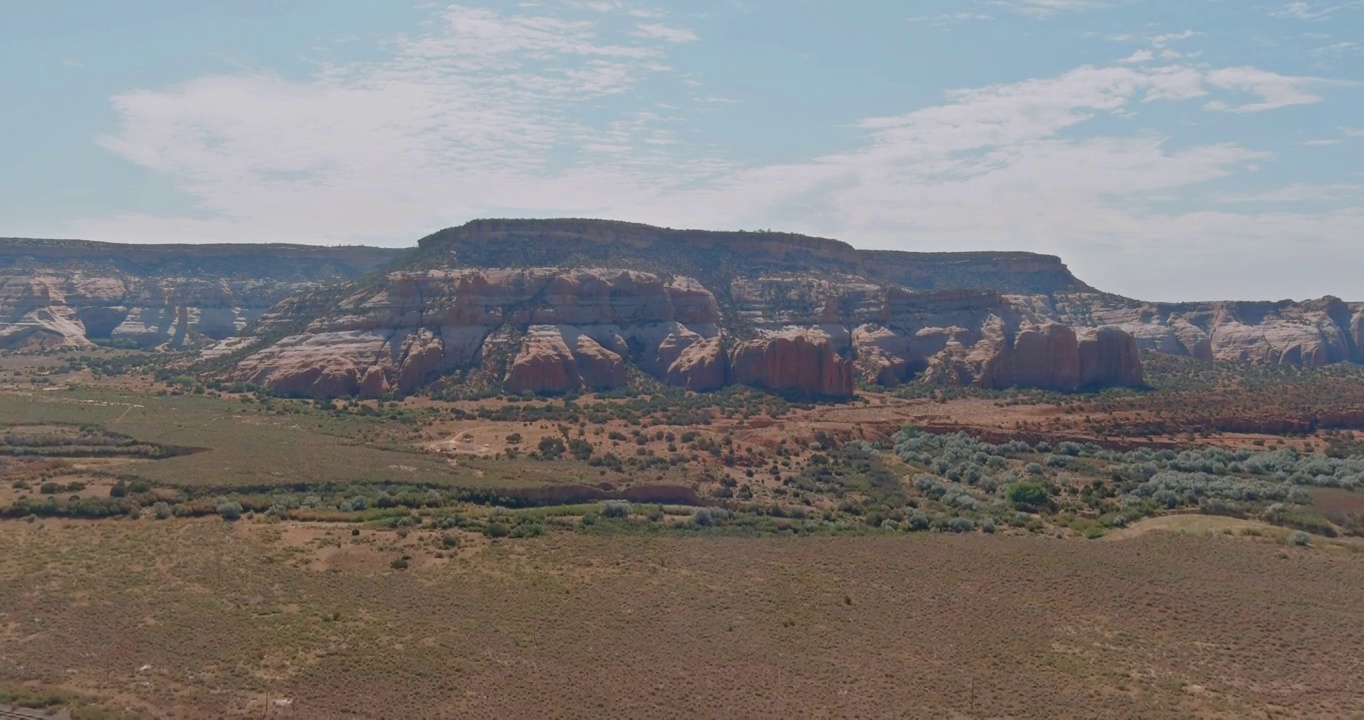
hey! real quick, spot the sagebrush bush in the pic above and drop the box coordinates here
[601,502,631,518]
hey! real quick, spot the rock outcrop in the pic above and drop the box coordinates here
[922,320,1143,391]
[1077,327,1143,389]
[852,325,915,385]
[220,224,1156,398]
[504,328,628,394]
[663,335,729,391]
[730,328,855,398]
[13,219,1361,400]
[0,239,399,351]
[235,268,722,397]
[1049,294,1363,368]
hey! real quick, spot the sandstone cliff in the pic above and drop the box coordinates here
[8,219,1360,400]
[227,262,1141,398]
[230,267,728,397]
[0,239,400,351]
[1042,294,1364,369]
[730,328,855,398]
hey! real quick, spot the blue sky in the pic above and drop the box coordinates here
[2,0,1361,301]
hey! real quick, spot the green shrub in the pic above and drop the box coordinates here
[1006,482,1050,511]
[947,517,975,533]
[601,501,631,518]
[216,501,243,521]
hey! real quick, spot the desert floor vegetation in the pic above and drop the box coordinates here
[4,521,1364,718]
[4,350,1364,717]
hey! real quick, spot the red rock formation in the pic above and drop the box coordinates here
[357,365,388,399]
[572,335,628,389]
[923,321,1143,391]
[1077,327,1144,388]
[505,329,579,395]
[664,335,728,391]
[263,360,362,398]
[395,330,445,393]
[852,325,915,385]
[730,329,854,398]
[504,328,629,394]
[982,323,1081,390]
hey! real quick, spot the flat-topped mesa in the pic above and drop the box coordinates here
[410,218,1090,296]
[19,218,1360,399]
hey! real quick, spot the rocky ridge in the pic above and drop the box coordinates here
[4,220,1359,400]
[221,221,1149,398]
[0,239,401,350]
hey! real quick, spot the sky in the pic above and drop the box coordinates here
[2,1,1361,301]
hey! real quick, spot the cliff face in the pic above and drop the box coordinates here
[0,239,401,350]
[227,264,1140,399]
[231,267,730,398]
[7,219,1359,400]
[1043,294,1364,369]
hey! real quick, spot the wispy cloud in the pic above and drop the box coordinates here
[1203,67,1336,112]
[1149,30,1200,46]
[1213,183,1364,202]
[82,4,1362,300]
[632,23,698,43]
[1312,41,1361,57]
[94,4,709,244]
[996,0,1107,17]
[908,12,994,27]
[1270,1,1364,19]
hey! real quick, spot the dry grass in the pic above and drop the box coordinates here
[2,521,1363,718]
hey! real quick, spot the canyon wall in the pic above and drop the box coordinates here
[6,220,1360,400]
[0,239,401,350]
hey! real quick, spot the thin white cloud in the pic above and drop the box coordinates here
[1149,30,1200,47]
[1302,138,1343,145]
[1141,65,1208,102]
[1270,1,1364,19]
[1312,41,1361,56]
[1213,184,1364,202]
[1203,67,1336,112]
[632,23,698,43]
[908,12,994,26]
[1111,30,1200,66]
[94,4,709,244]
[997,0,1106,16]
[82,5,1362,300]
